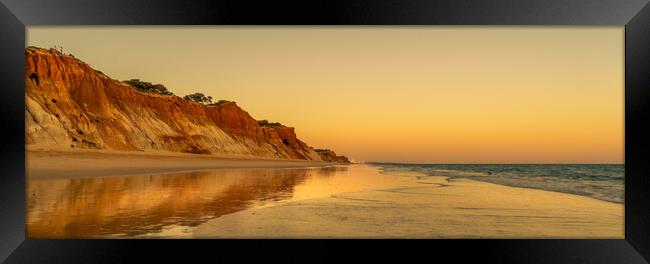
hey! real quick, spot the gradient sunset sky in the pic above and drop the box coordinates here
[27,27,624,164]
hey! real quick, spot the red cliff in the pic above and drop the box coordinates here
[315,149,351,164]
[25,47,334,161]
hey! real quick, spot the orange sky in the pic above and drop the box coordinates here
[27,27,624,164]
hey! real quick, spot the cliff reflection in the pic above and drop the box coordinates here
[27,166,349,238]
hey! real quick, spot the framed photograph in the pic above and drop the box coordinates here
[1,0,649,263]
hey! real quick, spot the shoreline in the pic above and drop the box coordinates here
[27,149,621,206]
[369,164,623,205]
[456,175,623,205]
[27,149,333,179]
[25,155,623,238]
[379,169,621,207]
[192,165,623,238]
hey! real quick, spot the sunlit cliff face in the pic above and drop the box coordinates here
[25,47,324,160]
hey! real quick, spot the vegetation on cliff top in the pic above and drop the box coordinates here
[183,92,234,106]
[183,92,212,104]
[257,120,285,127]
[123,79,175,96]
[29,45,74,57]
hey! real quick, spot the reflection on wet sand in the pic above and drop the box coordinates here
[27,166,350,238]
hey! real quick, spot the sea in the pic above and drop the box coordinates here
[369,163,624,204]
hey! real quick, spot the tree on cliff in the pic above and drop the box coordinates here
[183,92,213,105]
[123,79,175,96]
[257,120,285,127]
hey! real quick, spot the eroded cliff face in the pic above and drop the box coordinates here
[315,149,351,164]
[25,47,325,160]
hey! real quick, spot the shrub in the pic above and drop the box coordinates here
[183,92,212,105]
[257,120,284,127]
[123,79,175,96]
[206,100,233,106]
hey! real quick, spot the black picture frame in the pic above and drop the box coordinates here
[1,0,649,263]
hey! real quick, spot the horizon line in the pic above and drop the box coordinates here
[365,162,625,165]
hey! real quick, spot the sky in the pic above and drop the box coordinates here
[27,26,624,164]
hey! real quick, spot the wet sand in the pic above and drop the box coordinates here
[27,149,330,179]
[26,151,624,238]
[194,166,623,238]
[27,165,364,238]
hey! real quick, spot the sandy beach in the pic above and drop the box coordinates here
[193,166,623,238]
[26,151,623,238]
[26,149,329,179]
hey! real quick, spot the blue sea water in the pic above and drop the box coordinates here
[369,163,624,203]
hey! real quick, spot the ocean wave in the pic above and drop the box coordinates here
[370,163,624,204]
